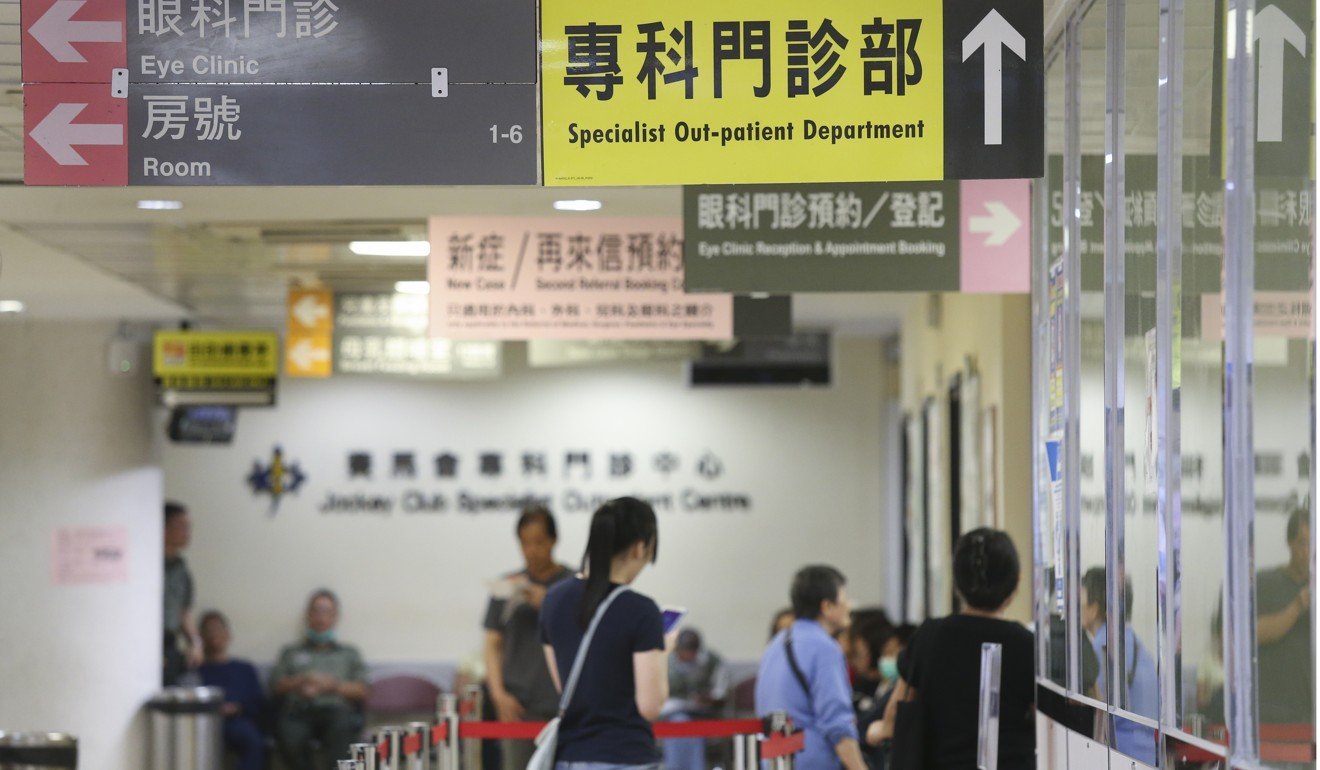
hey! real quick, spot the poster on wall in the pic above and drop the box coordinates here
[428,216,734,340]
[1046,258,1066,615]
[51,526,129,586]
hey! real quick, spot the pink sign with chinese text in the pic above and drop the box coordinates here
[52,526,129,586]
[429,217,733,340]
[1200,292,1314,340]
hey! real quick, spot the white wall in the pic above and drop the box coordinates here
[166,339,890,668]
[0,321,161,770]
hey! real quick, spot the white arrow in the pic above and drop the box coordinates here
[969,201,1022,246]
[29,0,122,64]
[963,9,1027,146]
[30,103,123,166]
[289,339,330,370]
[291,294,329,329]
[1253,5,1306,143]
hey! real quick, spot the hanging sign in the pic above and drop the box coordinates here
[540,0,1043,186]
[428,216,733,340]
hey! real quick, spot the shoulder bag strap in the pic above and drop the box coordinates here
[783,627,813,699]
[558,586,631,714]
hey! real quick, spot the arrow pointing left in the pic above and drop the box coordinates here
[31,103,124,165]
[29,0,122,64]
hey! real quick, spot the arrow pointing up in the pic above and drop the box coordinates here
[29,0,122,64]
[969,200,1022,246]
[963,9,1027,146]
[30,103,123,165]
[1253,5,1306,143]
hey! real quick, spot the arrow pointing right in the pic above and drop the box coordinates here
[969,200,1022,246]
[28,0,122,64]
[1253,4,1306,143]
[963,10,1027,146]
[30,102,123,166]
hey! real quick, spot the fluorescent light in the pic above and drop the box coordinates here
[749,292,772,299]
[137,199,183,211]
[350,241,431,258]
[554,199,603,212]
[0,300,25,313]
[394,281,431,295]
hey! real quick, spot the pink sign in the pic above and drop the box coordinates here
[52,526,129,586]
[1200,292,1314,340]
[429,217,733,340]
[959,179,1031,293]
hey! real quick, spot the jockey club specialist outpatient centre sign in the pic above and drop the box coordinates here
[541,0,1043,186]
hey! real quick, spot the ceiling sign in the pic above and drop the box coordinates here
[22,0,538,185]
[333,292,503,378]
[540,0,1043,186]
[152,330,279,404]
[285,286,333,378]
[428,217,734,340]
[683,179,1029,293]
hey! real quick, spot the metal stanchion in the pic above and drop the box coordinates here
[379,727,404,770]
[340,761,365,770]
[743,734,759,770]
[733,728,746,770]
[439,693,461,770]
[460,686,482,770]
[351,742,378,770]
[408,722,431,770]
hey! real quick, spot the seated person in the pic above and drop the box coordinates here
[661,628,731,770]
[197,611,267,770]
[270,589,368,770]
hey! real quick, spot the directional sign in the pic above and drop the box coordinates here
[24,83,127,185]
[1253,4,1307,144]
[683,179,1029,293]
[21,0,125,82]
[540,0,1043,186]
[286,287,333,378]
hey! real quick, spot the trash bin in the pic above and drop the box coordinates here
[148,687,224,770]
[0,732,77,769]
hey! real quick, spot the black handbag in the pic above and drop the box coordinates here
[888,696,925,770]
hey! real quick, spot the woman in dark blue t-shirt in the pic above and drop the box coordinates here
[539,497,671,770]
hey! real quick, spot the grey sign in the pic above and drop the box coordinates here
[128,0,535,84]
[684,182,962,293]
[129,83,536,184]
[526,340,701,368]
[333,292,502,378]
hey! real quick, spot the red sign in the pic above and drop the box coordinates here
[24,83,127,186]
[21,0,125,83]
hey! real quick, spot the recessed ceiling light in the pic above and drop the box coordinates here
[350,241,431,258]
[554,199,603,212]
[394,281,431,295]
[0,300,26,314]
[137,200,183,211]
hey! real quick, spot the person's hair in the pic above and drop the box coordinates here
[769,607,794,641]
[198,610,228,631]
[164,501,188,523]
[790,565,847,619]
[891,623,917,648]
[579,497,658,627]
[517,505,558,540]
[1287,506,1309,544]
[849,609,895,669]
[307,588,339,612]
[1081,566,1134,620]
[952,528,1020,611]
[677,628,701,651]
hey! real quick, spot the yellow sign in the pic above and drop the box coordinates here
[285,334,333,378]
[286,287,333,336]
[153,331,280,380]
[542,0,944,185]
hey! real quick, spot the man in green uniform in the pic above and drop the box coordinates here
[164,501,201,685]
[270,589,369,770]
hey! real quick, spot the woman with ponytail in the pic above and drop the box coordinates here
[539,497,674,770]
[871,528,1035,770]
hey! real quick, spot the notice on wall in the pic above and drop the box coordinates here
[540,0,1043,185]
[683,179,1029,292]
[334,292,502,378]
[52,526,129,586]
[428,217,733,340]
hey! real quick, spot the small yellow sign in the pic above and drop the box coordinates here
[286,287,333,336]
[285,334,333,378]
[153,331,280,379]
[542,0,944,186]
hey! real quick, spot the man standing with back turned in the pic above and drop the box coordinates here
[163,501,201,686]
[756,565,868,770]
[484,506,574,770]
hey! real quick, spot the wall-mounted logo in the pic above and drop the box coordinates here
[247,445,307,513]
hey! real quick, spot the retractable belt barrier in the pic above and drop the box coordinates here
[340,694,805,770]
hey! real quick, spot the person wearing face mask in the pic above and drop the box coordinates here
[270,589,369,770]
[858,625,914,770]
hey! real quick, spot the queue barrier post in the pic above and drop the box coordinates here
[378,727,404,770]
[439,693,461,770]
[339,761,365,770]
[460,685,483,770]
[350,741,377,770]
[407,721,431,770]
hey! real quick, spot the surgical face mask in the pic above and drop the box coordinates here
[879,656,899,682]
[307,628,336,645]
